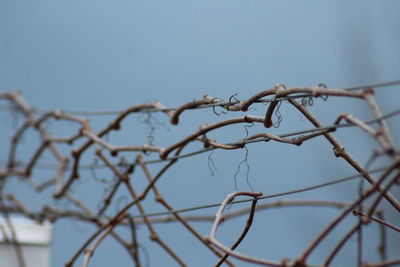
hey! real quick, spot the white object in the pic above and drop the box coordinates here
[0,216,52,267]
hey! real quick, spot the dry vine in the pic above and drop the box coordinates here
[0,82,399,267]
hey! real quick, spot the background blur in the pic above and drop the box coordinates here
[1,1,400,266]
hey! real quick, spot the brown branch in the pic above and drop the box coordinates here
[204,192,285,267]
[160,115,264,159]
[1,213,27,267]
[288,98,400,212]
[136,154,235,266]
[1,85,399,267]
[96,150,187,266]
[170,94,221,125]
[215,196,258,266]
[353,210,400,232]
[323,221,362,266]
[363,258,400,267]
[241,85,366,111]
[334,113,392,153]
[83,129,163,156]
[294,162,400,266]
[55,102,169,198]
[363,89,396,153]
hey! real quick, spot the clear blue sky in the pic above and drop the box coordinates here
[1,1,400,266]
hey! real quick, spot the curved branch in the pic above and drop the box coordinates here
[160,115,264,159]
[170,94,222,125]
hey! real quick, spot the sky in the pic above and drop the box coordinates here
[1,1,400,266]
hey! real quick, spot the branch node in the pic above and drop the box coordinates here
[333,146,345,157]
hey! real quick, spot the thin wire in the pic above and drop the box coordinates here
[131,165,389,219]
[2,108,400,170]
[344,80,400,91]
[2,80,399,116]
[93,107,400,164]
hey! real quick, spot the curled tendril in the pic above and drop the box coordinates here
[301,97,308,107]
[212,105,227,116]
[273,100,283,128]
[228,93,240,106]
[137,111,169,147]
[211,97,227,116]
[232,124,255,191]
[318,83,329,101]
[207,149,218,176]
[308,97,314,106]
[244,122,254,138]
[301,83,328,108]
[301,96,314,108]
[90,159,110,184]
[233,146,254,192]
[138,112,155,146]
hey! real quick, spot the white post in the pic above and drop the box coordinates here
[0,216,53,267]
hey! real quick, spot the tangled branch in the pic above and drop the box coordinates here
[0,83,399,267]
